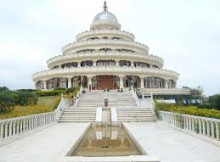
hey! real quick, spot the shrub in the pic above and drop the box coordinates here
[197,104,213,109]
[0,93,16,114]
[35,90,65,96]
[65,87,76,94]
[155,102,220,119]
[17,92,38,106]
[53,88,66,91]
[16,89,39,93]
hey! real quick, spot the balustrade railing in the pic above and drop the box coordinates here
[159,111,220,141]
[0,112,56,140]
[0,93,73,141]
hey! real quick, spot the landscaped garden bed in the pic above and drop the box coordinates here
[155,102,220,119]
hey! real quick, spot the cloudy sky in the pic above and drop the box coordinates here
[0,0,220,96]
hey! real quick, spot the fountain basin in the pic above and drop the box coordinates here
[66,124,146,157]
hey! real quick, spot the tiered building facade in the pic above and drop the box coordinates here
[32,2,190,95]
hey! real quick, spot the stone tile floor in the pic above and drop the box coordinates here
[0,122,219,162]
[0,123,90,162]
[124,122,220,162]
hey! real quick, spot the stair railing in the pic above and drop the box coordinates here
[150,92,155,113]
[131,87,140,107]
[74,86,83,107]
[55,93,70,121]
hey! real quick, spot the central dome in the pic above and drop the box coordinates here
[93,11,118,23]
[90,1,121,30]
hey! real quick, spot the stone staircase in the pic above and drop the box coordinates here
[59,90,156,123]
[77,91,105,108]
[59,108,96,123]
[117,108,156,122]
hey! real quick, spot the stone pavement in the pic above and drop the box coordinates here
[124,122,220,162]
[0,122,220,162]
[0,123,90,162]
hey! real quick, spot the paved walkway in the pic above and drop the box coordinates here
[0,123,90,162]
[0,122,220,162]
[124,122,220,162]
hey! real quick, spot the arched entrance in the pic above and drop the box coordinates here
[92,75,119,90]
[123,75,141,88]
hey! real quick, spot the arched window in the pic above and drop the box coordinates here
[146,77,165,88]
[134,62,150,68]
[168,80,175,88]
[81,60,93,67]
[96,60,116,67]
[119,60,131,67]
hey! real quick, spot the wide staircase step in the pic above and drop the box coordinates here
[117,108,156,122]
[58,108,96,123]
[59,90,156,123]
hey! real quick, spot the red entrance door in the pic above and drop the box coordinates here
[97,76,115,90]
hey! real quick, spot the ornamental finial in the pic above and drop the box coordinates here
[103,1,108,11]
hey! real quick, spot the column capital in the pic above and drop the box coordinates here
[139,75,146,79]
[118,75,125,78]
[87,75,94,78]
[67,76,73,79]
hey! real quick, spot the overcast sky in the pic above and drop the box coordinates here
[0,0,220,96]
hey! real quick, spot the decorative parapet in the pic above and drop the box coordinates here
[32,66,179,82]
[62,39,149,55]
[46,51,164,69]
[75,30,135,42]
[159,111,220,141]
[141,88,190,95]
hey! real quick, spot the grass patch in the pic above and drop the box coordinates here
[37,96,61,109]
[0,96,61,119]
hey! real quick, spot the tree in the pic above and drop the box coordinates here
[209,94,220,110]
[0,86,9,92]
[182,86,204,105]
[0,93,15,113]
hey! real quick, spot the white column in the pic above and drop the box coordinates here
[88,76,92,91]
[165,79,168,88]
[116,60,119,67]
[43,80,47,90]
[93,61,96,66]
[88,77,92,85]
[141,77,144,88]
[131,61,134,67]
[68,78,72,88]
[119,76,124,89]
[78,62,81,67]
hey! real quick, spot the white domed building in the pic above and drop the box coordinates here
[32,2,190,96]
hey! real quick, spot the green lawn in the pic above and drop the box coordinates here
[0,96,61,119]
[37,96,61,108]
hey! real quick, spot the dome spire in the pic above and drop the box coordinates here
[103,1,108,11]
